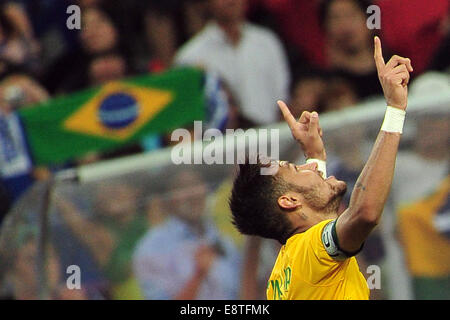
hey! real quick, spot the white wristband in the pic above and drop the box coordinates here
[306,158,327,179]
[381,106,406,134]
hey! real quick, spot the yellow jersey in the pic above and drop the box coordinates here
[267,219,369,300]
[397,176,450,277]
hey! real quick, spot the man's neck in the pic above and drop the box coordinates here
[290,211,338,237]
[216,19,243,46]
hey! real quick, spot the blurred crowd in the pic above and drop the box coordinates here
[0,0,449,300]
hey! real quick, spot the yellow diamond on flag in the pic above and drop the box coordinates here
[64,81,173,141]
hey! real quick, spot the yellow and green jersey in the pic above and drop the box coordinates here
[267,219,369,300]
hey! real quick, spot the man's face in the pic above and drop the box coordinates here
[80,8,118,54]
[95,184,138,219]
[169,171,207,223]
[291,78,327,117]
[276,161,347,213]
[325,0,369,54]
[210,0,247,23]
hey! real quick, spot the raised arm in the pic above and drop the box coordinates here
[336,36,413,253]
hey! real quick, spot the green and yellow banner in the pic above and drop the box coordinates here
[18,67,205,165]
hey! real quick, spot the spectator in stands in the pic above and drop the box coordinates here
[321,76,358,112]
[138,0,212,73]
[133,169,241,299]
[88,52,129,87]
[0,73,49,110]
[54,183,148,299]
[182,0,211,38]
[43,5,133,94]
[0,3,40,78]
[4,227,89,299]
[319,0,382,100]
[0,2,38,46]
[289,71,327,118]
[0,74,49,204]
[174,0,290,128]
[2,0,80,72]
[288,68,359,117]
[145,196,167,228]
[394,115,449,299]
[140,2,179,73]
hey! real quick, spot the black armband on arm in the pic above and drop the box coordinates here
[321,220,364,261]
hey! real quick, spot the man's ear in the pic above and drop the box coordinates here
[278,194,302,210]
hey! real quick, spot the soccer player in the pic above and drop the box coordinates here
[229,37,413,300]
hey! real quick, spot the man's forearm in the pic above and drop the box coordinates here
[336,129,401,253]
[336,37,410,254]
[348,130,401,223]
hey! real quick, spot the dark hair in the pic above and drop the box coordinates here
[318,0,373,29]
[229,158,295,244]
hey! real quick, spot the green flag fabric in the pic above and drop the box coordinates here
[18,67,206,165]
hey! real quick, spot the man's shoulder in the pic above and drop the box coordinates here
[244,22,283,44]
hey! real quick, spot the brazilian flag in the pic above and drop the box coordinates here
[18,67,205,165]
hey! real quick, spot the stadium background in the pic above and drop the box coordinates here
[0,0,448,300]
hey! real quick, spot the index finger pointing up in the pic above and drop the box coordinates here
[277,100,297,129]
[374,36,385,71]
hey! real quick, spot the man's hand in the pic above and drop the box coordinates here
[277,100,326,160]
[374,36,413,110]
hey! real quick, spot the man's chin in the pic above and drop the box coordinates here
[337,181,347,197]
[328,177,347,196]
